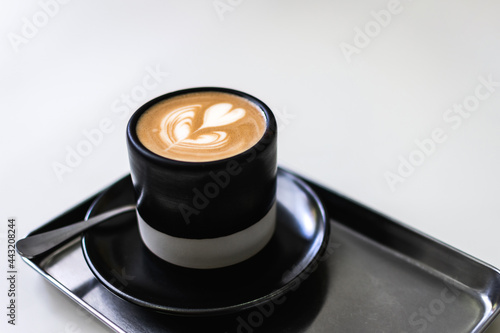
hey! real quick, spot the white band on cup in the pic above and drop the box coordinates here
[137,202,277,269]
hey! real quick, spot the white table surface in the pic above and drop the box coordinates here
[1,1,500,332]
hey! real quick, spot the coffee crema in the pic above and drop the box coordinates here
[136,91,267,162]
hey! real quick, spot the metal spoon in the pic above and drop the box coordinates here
[16,205,136,259]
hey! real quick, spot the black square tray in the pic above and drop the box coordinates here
[21,169,500,332]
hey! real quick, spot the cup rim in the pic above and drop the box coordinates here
[126,86,277,169]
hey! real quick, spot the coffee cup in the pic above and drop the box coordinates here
[126,87,278,269]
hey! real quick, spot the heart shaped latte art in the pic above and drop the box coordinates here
[159,103,246,151]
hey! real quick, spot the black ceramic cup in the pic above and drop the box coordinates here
[126,87,277,269]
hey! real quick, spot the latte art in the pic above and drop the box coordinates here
[137,92,267,162]
[160,103,243,151]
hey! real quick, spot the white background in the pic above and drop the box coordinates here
[1,0,500,332]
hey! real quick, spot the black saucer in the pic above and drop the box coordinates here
[82,168,329,316]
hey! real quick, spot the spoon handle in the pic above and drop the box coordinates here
[16,205,136,259]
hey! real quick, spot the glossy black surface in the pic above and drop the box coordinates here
[81,169,329,315]
[19,168,500,332]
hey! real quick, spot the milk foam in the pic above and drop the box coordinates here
[137,92,266,162]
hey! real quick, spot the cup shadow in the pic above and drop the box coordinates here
[130,259,330,333]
